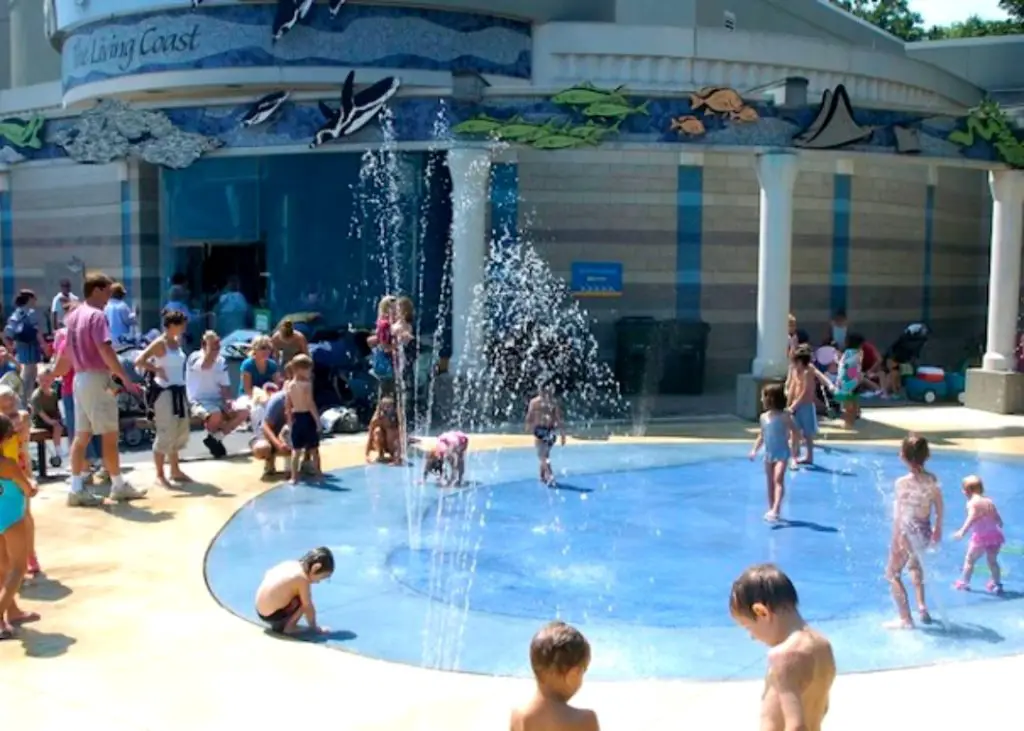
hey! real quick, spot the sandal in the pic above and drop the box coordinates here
[0,625,14,641]
[9,611,40,626]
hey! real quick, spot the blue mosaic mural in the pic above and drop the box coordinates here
[3,85,1017,168]
[61,4,532,92]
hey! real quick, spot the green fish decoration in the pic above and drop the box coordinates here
[495,117,557,143]
[948,101,1024,169]
[451,115,504,136]
[583,100,649,120]
[551,83,628,107]
[0,115,45,150]
[531,134,590,150]
[565,120,620,143]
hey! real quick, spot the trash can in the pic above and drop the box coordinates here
[660,320,711,395]
[614,317,664,396]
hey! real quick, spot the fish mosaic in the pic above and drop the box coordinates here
[453,82,644,150]
[0,116,45,150]
[948,101,1024,169]
[310,70,401,148]
[241,91,290,128]
[669,87,758,137]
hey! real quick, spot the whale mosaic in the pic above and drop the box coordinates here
[241,91,291,128]
[310,71,401,148]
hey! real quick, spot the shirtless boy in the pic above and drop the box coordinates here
[510,621,599,731]
[526,385,565,485]
[254,546,334,635]
[729,564,835,731]
[284,355,321,483]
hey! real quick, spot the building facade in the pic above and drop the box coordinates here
[0,0,1022,396]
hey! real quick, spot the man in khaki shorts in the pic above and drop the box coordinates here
[47,273,146,506]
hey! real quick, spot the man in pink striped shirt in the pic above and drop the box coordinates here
[48,273,146,506]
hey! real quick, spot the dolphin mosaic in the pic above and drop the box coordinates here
[310,71,401,148]
[793,85,873,150]
[0,116,45,150]
[241,91,290,128]
[272,0,315,43]
[328,0,348,18]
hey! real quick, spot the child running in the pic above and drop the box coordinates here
[284,355,321,483]
[526,384,565,486]
[421,430,469,487]
[750,383,797,522]
[0,414,39,639]
[510,620,598,731]
[254,546,334,635]
[729,564,835,731]
[953,475,1005,594]
[834,333,863,428]
[788,346,818,466]
[885,435,943,629]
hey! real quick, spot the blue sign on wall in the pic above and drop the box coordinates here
[571,262,623,298]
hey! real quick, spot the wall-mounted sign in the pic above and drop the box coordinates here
[571,262,623,298]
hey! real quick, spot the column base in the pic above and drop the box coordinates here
[735,373,785,421]
[964,369,1024,414]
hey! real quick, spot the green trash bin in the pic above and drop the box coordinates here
[614,317,664,396]
[660,320,711,395]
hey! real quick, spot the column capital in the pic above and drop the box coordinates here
[755,151,799,192]
[989,169,1024,204]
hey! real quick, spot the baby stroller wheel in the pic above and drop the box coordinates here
[49,455,62,468]
[123,427,146,448]
[923,390,937,404]
[957,392,966,405]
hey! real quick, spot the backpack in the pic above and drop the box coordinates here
[8,309,38,344]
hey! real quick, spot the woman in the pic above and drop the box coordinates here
[3,290,46,405]
[134,310,191,487]
[239,335,281,398]
[52,302,103,483]
[104,283,136,343]
[271,319,308,369]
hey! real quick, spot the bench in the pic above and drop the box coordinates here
[29,427,53,479]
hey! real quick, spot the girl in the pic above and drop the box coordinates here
[134,310,191,487]
[885,435,943,629]
[369,296,396,398]
[0,413,38,640]
[749,383,797,522]
[421,430,469,486]
[953,475,1005,594]
[365,397,402,465]
[0,386,38,578]
[834,333,864,428]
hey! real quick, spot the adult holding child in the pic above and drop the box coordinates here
[134,310,191,487]
[47,273,146,506]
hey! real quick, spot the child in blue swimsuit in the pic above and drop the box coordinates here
[0,413,37,640]
[750,384,797,522]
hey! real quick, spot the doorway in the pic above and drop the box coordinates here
[173,241,268,332]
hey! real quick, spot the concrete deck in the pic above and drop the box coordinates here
[3,406,1023,730]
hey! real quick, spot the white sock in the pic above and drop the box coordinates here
[207,430,223,441]
[112,474,125,490]
[70,474,84,494]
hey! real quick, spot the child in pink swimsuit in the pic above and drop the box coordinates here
[953,475,1006,594]
[422,430,469,487]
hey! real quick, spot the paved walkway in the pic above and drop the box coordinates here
[2,407,1023,729]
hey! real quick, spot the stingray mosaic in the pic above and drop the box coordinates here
[3,85,1020,169]
[61,4,532,92]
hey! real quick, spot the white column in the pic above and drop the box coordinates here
[447,148,491,370]
[982,170,1024,371]
[751,152,799,378]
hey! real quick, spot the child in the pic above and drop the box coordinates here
[953,475,1005,594]
[834,333,863,428]
[749,384,797,522]
[885,435,943,629]
[510,621,598,731]
[30,370,65,459]
[422,430,469,486]
[365,397,402,465]
[788,346,818,466]
[0,413,39,640]
[254,546,334,635]
[284,355,321,483]
[0,386,38,578]
[729,564,835,731]
[526,385,565,486]
[370,295,396,397]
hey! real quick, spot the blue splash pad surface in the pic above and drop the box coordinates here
[205,442,1024,680]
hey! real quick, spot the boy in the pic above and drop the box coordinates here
[254,546,334,635]
[788,346,818,466]
[729,564,835,731]
[284,355,321,483]
[30,369,65,458]
[510,621,598,731]
[526,384,565,485]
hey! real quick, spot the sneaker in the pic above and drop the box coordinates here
[203,434,227,459]
[110,482,148,502]
[66,490,104,507]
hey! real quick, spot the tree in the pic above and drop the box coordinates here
[999,0,1023,22]
[830,0,927,41]
[926,14,1023,39]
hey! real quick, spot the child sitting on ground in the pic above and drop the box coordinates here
[30,369,65,459]
[510,621,598,731]
[750,383,797,522]
[284,355,321,484]
[421,430,469,487]
[365,397,402,465]
[526,384,565,486]
[254,546,334,635]
[953,474,1005,594]
[0,413,39,639]
[729,564,835,731]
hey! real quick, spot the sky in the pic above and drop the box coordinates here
[910,0,1009,27]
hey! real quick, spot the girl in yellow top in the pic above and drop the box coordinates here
[0,386,38,579]
[0,412,39,639]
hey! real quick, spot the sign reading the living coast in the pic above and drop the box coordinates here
[68,23,201,73]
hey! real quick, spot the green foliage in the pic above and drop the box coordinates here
[948,100,1024,169]
[830,0,926,41]
[999,0,1023,21]
[926,14,1024,38]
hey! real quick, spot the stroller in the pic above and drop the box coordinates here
[811,344,841,419]
[113,343,155,448]
[885,323,930,372]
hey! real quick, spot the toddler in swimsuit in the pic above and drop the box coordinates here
[526,385,565,486]
[422,430,469,486]
[885,435,943,629]
[750,383,797,522]
[788,346,818,466]
[284,355,321,484]
[255,546,334,635]
[834,333,863,428]
[953,475,1005,594]
[0,413,38,640]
